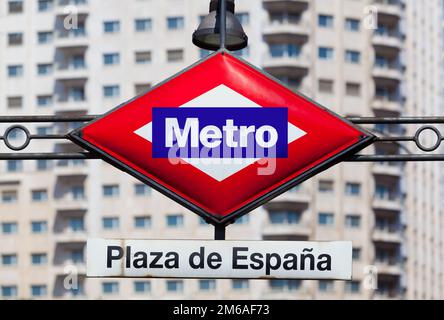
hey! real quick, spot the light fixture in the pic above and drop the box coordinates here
[192,0,248,51]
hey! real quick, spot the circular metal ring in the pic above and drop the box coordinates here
[3,125,31,151]
[414,126,442,152]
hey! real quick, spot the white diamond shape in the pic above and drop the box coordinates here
[135,84,306,181]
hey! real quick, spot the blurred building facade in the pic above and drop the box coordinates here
[0,0,443,300]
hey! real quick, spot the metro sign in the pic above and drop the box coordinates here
[69,51,374,225]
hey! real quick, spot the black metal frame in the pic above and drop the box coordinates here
[1,0,443,238]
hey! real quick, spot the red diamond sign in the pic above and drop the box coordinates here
[69,51,374,225]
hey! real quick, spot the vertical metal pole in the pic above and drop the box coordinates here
[214,224,226,240]
[219,0,227,49]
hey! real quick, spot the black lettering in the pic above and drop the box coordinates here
[233,247,249,269]
[126,246,131,268]
[106,246,123,268]
[165,252,179,269]
[189,247,205,269]
[265,253,281,275]
[133,252,147,268]
[301,248,315,270]
[149,252,163,268]
[250,252,264,270]
[317,254,332,271]
[207,252,222,269]
[283,253,298,270]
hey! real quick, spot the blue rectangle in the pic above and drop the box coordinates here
[152,107,288,159]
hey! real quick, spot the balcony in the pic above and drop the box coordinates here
[263,0,309,12]
[374,0,403,18]
[262,221,311,238]
[262,53,310,77]
[55,230,87,244]
[373,66,403,82]
[273,188,311,203]
[373,195,402,211]
[373,228,402,243]
[263,21,310,42]
[56,1,90,16]
[54,160,88,178]
[55,198,87,211]
[373,162,403,177]
[374,260,402,276]
[55,65,88,81]
[372,96,402,113]
[373,31,403,50]
[53,262,86,276]
[55,29,88,48]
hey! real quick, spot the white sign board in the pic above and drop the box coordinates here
[87,239,352,280]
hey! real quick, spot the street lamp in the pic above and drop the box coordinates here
[192,0,248,51]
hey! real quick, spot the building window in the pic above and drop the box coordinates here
[345,281,361,293]
[345,50,361,64]
[37,31,53,44]
[134,184,151,196]
[236,12,250,25]
[8,65,24,77]
[135,51,152,64]
[232,279,249,290]
[2,191,18,204]
[104,21,120,33]
[8,1,23,14]
[135,18,152,32]
[318,180,334,193]
[103,185,119,197]
[2,222,18,235]
[167,49,184,62]
[102,282,119,294]
[38,0,53,12]
[37,95,53,107]
[345,182,361,196]
[167,215,184,227]
[269,211,301,225]
[1,286,18,298]
[103,85,120,98]
[352,248,361,261]
[7,96,23,109]
[37,63,52,75]
[345,215,361,228]
[69,217,85,232]
[318,47,334,60]
[36,159,51,171]
[318,280,334,292]
[31,221,48,234]
[166,280,183,292]
[8,32,23,46]
[234,215,250,225]
[32,190,48,202]
[199,280,216,291]
[135,83,151,95]
[31,253,47,265]
[71,186,85,200]
[103,53,120,66]
[134,216,151,229]
[102,217,119,230]
[346,82,361,96]
[269,279,300,291]
[31,285,47,297]
[318,14,334,28]
[1,254,17,266]
[7,160,23,172]
[70,249,84,264]
[167,17,184,30]
[318,79,334,94]
[318,213,334,226]
[269,43,300,57]
[345,18,360,31]
[134,281,151,294]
